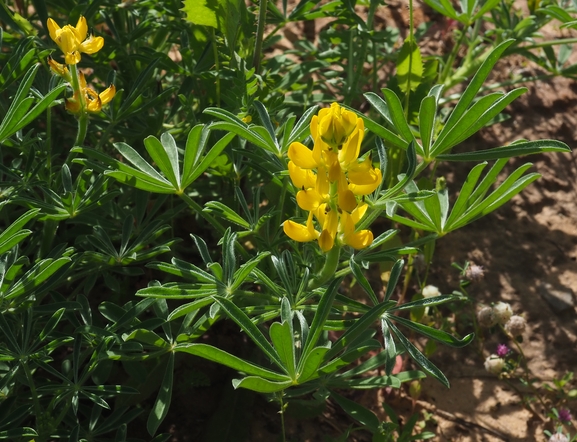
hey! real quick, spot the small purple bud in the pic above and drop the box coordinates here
[558,408,572,422]
[496,344,509,357]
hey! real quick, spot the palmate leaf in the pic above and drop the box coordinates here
[72,126,235,194]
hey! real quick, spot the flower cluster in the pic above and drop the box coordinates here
[47,16,115,115]
[283,103,382,252]
[477,301,526,337]
[47,17,103,65]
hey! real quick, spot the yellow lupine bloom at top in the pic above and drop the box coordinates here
[47,16,104,65]
[283,103,382,252]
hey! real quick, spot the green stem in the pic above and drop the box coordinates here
[46,106,52,184]
[69,64,89,146]
[521,37,577,50]
[439,25,467,85]
[404,0,414,117]
[309,246,341,289]
[211,29,221,108]
[252,0,268,73]
[278,391,287,442]
[22,360,45,441]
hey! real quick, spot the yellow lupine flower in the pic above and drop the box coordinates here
[65,72,115,114]
[283,212,319,243]
[47,16,104,65]
[47,57,70,79]
[316,102,358,148]
[284,103,381,252]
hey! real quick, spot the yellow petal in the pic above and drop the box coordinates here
[47,57,69,77]
[296,188,325,212]
[99,84,116,106]
[47,18,60,43]
[80,35,104,54]
[288,142,317,169]
[351,203,369,224]
[318,103,358,147]
[339,119,364,166]
[85,87,102,113]
[59,26,79,56]
[283,213,318,242]
[338,189,357,213]
[65,96,81,113]
[349,167,382,195]
[288,161,316,189]
[318,229,334,252]
[75,16,88,41]
[344,229,373,249]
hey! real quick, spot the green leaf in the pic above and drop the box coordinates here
[330,391,380,432]
[5,257,71,300]
[176,343,290,381]
[147,354,174,436]
[433,39,515,150]
[184,132,236,188]
[269,321,296,380]
[230,251,270,292]
[437,139,571,161]
[0,209,38,254]
[144,133,180,189]
[299,278,342,369]
[325,299,397,360]
[387,320,449,387]
[0,428,38,439]
[297,345,330,383]
[213,296,284,372]
[397,37,423,94]
[204,202,250,229]
[232,376,292,393]
[349,259,379,305]
[393,316,474,347]
[124,329,171,349]
[182,0,219,28]
[419,95,437,159]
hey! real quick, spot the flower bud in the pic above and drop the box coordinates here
[484,354,505,375]
[504,315,526,337]
[422,285,441,298]
[477,306,497,327]
[493,302,512,325]
[465,263,485,281]
[549,433,569,442]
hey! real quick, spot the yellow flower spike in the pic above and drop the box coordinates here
[283,212,319,243]
[47,16,104,65]
[288,161,316,189]
[288,142,318,169]
[317,102,358,148]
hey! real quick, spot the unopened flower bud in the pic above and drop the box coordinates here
[465,263,485,281]
[549,433,569,442]
[409,380,421,400]
[493,302,512,325]
[422,285,440,298]
[484,354,505,375]
[504,315,526,337]
[477,306,497,327]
